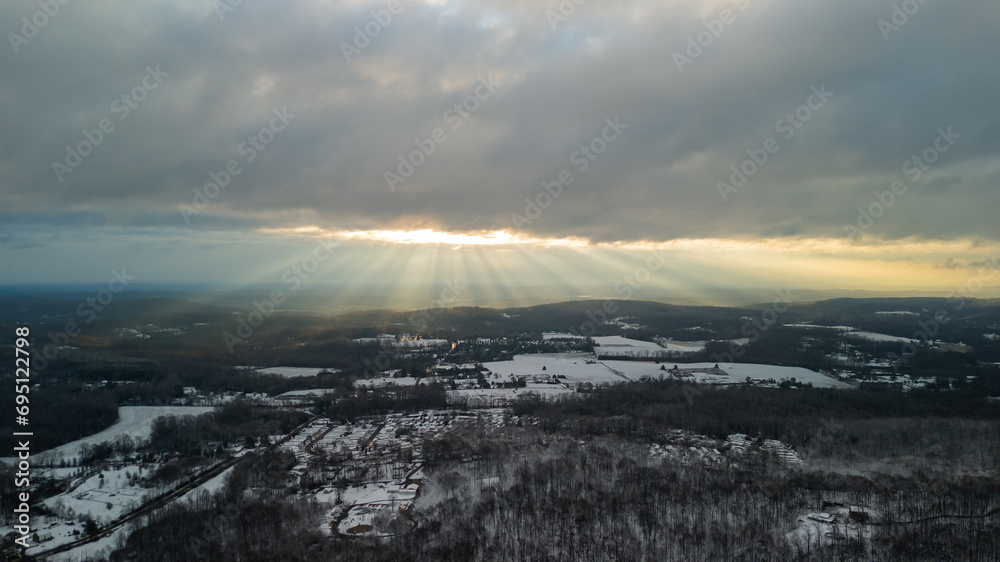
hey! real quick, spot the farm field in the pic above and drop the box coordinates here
[477,352,851,390]
[244,366,339,378]
[32,406,215,465]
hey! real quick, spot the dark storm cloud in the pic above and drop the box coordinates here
[2,0,998,245]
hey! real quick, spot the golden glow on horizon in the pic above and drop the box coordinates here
[248,226,1000,295]
[339,229,590,247]
[259,227,590,247]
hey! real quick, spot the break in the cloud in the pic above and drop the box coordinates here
[1,0,999,292]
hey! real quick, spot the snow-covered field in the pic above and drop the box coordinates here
[542,332,586,340]
[277,376,424,401]
[45,465,152,523]
[353,337,450,348]
[46,523,133,562]
[448,384,574,406]
[603,360,853,389]
[847,331,918,344]
[1,464,159,558]
[786,506,878,553]
[592,335,706,355]
[277,388,340,398]
[593,335,664,350]
[482,353,626,384]
[247,366,338,378]
[181,466,236,503]
[34,406,214,465]
[655,338,708,353]
[785,323,932,345]
[479,353,851,389]
[357,376,420,388]
[324,482,419,536]
[594,335,661,352]
[784,323,854,331]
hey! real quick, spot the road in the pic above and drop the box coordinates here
[24,415,319,560]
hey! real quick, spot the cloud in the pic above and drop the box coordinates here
[1,0,999,285]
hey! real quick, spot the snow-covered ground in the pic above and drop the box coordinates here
[46,523,134,562]
[593,335,659,353]
[448,384,574,406]
[353,337,450,348]
[1,464,158,558]
[482,353,626,384]
[299,412,500,538]
[480,353,850,389]
[603,360,853,389]
[786,506,878,554]
[784,323,854,331]
[325,482,419,536]
[847,331,919,344]
[44,465,152,524]
[655,338,708,353]
[180,466,236,503]
[786,324,937,346]
[32,406,215,465]
[542,331,587,340]
[247,366,338,378]
[590,335,706,355]
[277,388,340,398]
[648,432,802,468]
[357,376,420,388]
[874,310,918,316]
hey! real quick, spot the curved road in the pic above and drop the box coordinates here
[25,415,319,560]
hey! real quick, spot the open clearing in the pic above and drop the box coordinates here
[34,406,214,464]
[246,366,339,378]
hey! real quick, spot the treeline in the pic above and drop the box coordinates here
[317,383,448,421]
[226,338,424,374]
[184,427,998,562]
[100,406,1000,561]
[0,383,118,453]
[512,382,1000,467]
[449,337,593,365]
[109,449,328,561]
[148,400,311,456]
[381,435,1000,561]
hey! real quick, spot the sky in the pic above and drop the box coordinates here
[1,0,999,304]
